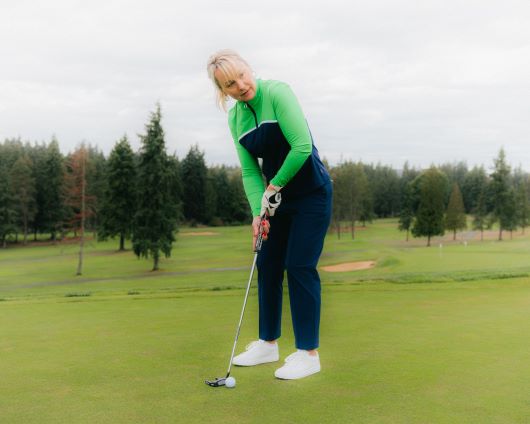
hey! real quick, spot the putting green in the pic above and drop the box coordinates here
[2,219,530,423]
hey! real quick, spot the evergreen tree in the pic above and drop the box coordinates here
[167,154,183,224]
[517,179,530,234]
[411,167,448,246]
[228,171,251,223]
[490,148,511,241]
[462,165,488,213]
[85,144,107,236]
[35,138,66,241]
[472,185,489,241]
[99,136,137,250]
[181,144,208,224]
[501,187,518,239]
[445,182,467,240]
[398,182,415,241]
[28,142,48,239]
[0,165,16,247]
[329,163,349,239]
[10,155,37,244]
[365,163,400,217]
[132,105,178,271]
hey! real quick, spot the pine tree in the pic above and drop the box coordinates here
[0,165,16,247]
[490,148,511,241]
[99,136,137,250]
[34,138,66,242]
[85,145,107,237]
[472,185,489,241]
[228,171,251,223]
[10,155,37,244]
[411,167,448,246]
[501,187,518,239]
[330,163,348,239]
[132,105,178,271]
[445,182,467,240]
[398,182,415,241]
[181,145,208,225]
[516,179,530,235]
[462,166,488,213]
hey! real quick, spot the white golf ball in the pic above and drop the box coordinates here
[225,376,236,388]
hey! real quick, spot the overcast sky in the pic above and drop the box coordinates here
[2,0,530,170]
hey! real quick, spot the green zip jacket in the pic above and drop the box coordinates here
[228,79,330,217]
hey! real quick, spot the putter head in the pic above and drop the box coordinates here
[205,377,226,387]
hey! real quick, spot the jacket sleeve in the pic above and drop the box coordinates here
[229,108,265,217]
[269,82,312,187]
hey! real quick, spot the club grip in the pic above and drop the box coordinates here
[254,214,269,252]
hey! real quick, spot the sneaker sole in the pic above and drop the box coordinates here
[274,365,321,380]
[232,356,280,367]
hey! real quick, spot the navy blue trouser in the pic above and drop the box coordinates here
[257,182,332,350]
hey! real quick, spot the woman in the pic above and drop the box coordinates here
[207,50,332,380]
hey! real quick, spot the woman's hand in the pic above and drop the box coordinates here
[260,185,282,217]
[252,215,270,250]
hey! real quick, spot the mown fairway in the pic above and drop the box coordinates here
[2,220,530,423]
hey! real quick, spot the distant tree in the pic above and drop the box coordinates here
[501,187,518,239]
[132,105,178,271]
[228,171,251,223]
[349,163,370,238]
[365,163,400,217]
[181,144,208,224]
[208,166,250,225]
[462,165,488,213]
[64,145,94,275]
[332,161,370,239]
[10,156,36,244]
[489,148,511,241]
[359,184,375,227]
[330,164,348,239]
[411,167,448,246]
[33,138,66,242]
[472,185,489,241]
[445,182,467,240]
[517,179,530,235]
[439,161,468,200]
[0,165,16,247]
[167,154,183,223]
[398,182,415,241]
[85,145,107,237]
[99,136,137,250]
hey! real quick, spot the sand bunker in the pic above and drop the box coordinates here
[321,261,375,272]
[180,232,218,236]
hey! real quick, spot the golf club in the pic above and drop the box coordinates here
[205,215,268,387]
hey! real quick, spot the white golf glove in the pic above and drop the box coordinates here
[260,185,282,217]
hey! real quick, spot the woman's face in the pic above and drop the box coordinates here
[214,66,256,102]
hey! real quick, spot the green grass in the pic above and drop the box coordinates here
[2,220,530,423]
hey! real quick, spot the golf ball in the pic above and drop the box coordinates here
[225,377,236,388]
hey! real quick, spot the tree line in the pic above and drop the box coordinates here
[331,148,530,245]
[1,104,529,264]
[0,106,250,271]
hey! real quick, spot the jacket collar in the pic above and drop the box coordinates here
[244,78,262,109]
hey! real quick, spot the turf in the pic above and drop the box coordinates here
[2,220,530,423]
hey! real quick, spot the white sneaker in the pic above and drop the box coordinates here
[232,340,279,366]
[274,350,321,380]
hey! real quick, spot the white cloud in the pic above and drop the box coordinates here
[2,0,530,169]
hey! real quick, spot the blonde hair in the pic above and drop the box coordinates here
[206,49,253,111]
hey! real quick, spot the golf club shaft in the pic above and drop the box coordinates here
[226,250,259,377]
